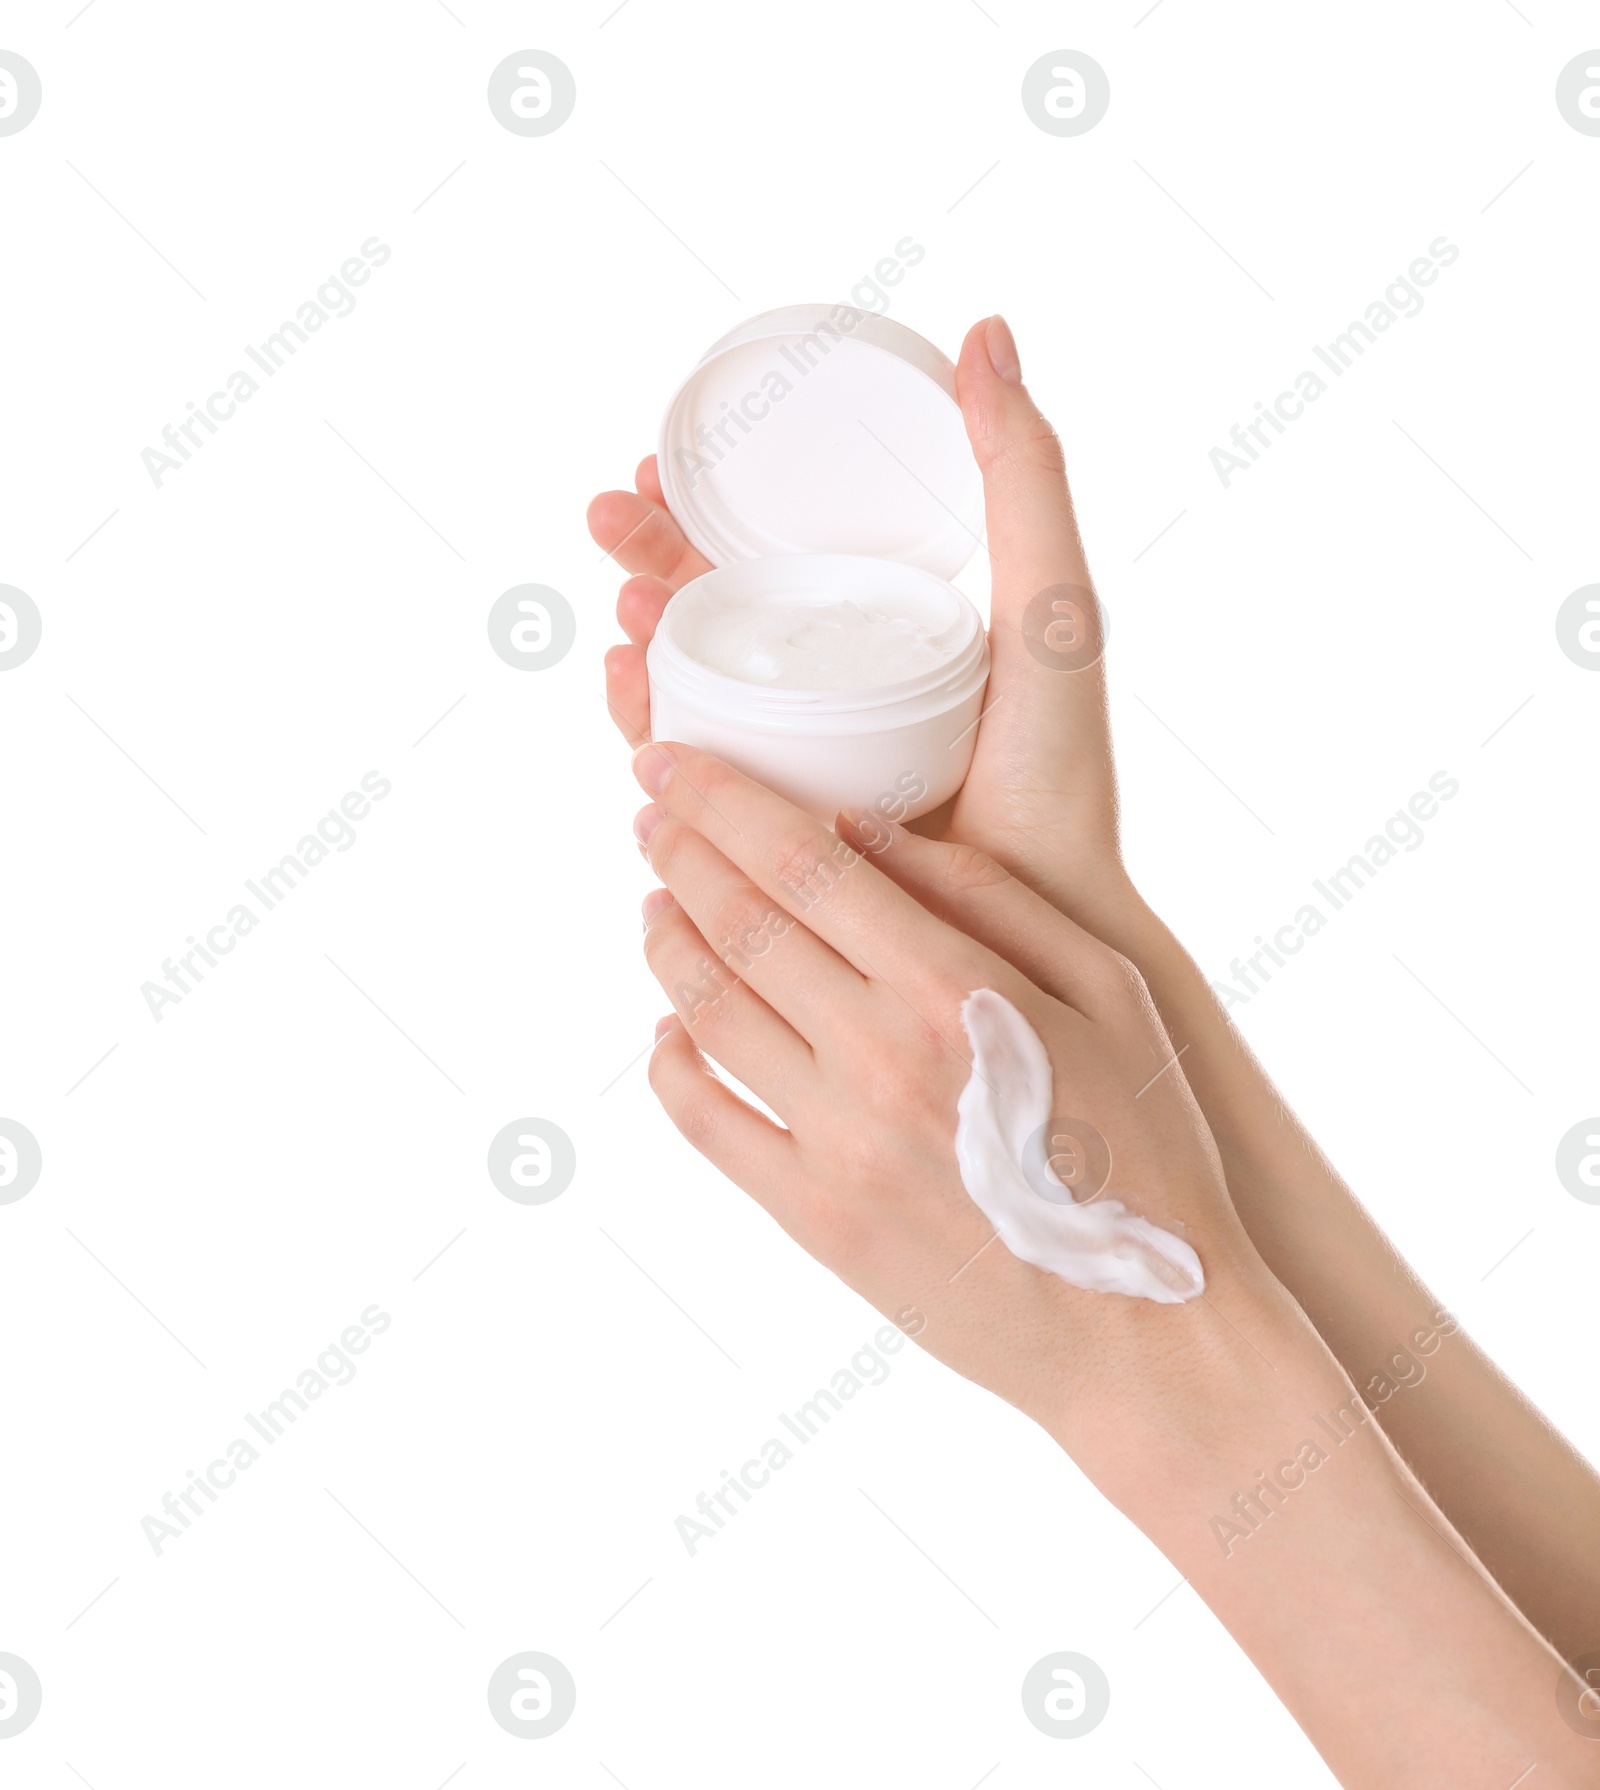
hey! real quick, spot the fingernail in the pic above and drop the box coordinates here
[654,1013,677,1042]
[632,743,673,796]
[985,314,1021,384]
[641,887,674,928]
[634,803,664,850]
[840,806,905,853]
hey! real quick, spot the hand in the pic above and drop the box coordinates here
[588,315,1133,932]
[630,740,1274,1456]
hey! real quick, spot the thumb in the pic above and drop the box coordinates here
[955,316,1098,642]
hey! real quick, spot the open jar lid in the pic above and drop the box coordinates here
[657,305,984,582]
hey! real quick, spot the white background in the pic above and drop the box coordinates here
[2,2,1597,1785]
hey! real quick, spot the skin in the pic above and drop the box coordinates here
[589,316,1600,1769]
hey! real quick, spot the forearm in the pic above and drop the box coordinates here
[1049,1277,1597,1789]
[1105,891,1600,1664]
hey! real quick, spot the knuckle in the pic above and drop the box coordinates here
[853,1030,941,1115]
[803,1191,871,1261]
[1092,946,1155,1016]
[1117,954,1160,1020]
[938,840,1012,898]
[977,406,1067,482]
[640,906,683,975]
[854,1054,911,1112]
[686,978,742,1037]
[767,828,842,910]
[841,1118,900,1181]
[673,748,735,808]
[635,506,673,557]
[674,1089,721,1153]
[1113,950,1150,996]
[646,815,685,878]
[641,930,667,982]
[1012,411,1068,477]
[649,1055,719,1153]
[713,892,790,971]
[643,915,742,1026]
[677,956,743,1029]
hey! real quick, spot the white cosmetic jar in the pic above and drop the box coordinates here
[647,304,990,825]
[647,553,989,823]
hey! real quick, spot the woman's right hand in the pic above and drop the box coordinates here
[630,739,1280,1461]
[631,741,1600,1790]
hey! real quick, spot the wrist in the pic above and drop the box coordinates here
[1036,1262,1347,1525]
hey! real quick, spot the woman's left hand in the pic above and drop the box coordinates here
[590,316,1138,937]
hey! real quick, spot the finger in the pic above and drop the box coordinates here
[836,810,1131,1021]
[956,316,1094,626]
[587,488,713,588]
[635,455,665,506]
[617,573,673,647]
[639,805,867,1041]
[634,744,964,993]
[953,315,1116,841]
[642,892,813,1115]
[648,1016,799,1216]
[605,645,650,747]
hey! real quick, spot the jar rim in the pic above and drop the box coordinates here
[648,555,989,725]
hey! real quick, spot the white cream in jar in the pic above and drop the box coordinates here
[647,555,988,824]
[671,592,962,691]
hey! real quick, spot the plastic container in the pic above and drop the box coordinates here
[648,304,988,823]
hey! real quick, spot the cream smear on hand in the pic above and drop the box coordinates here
[955,989,1205,1304]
